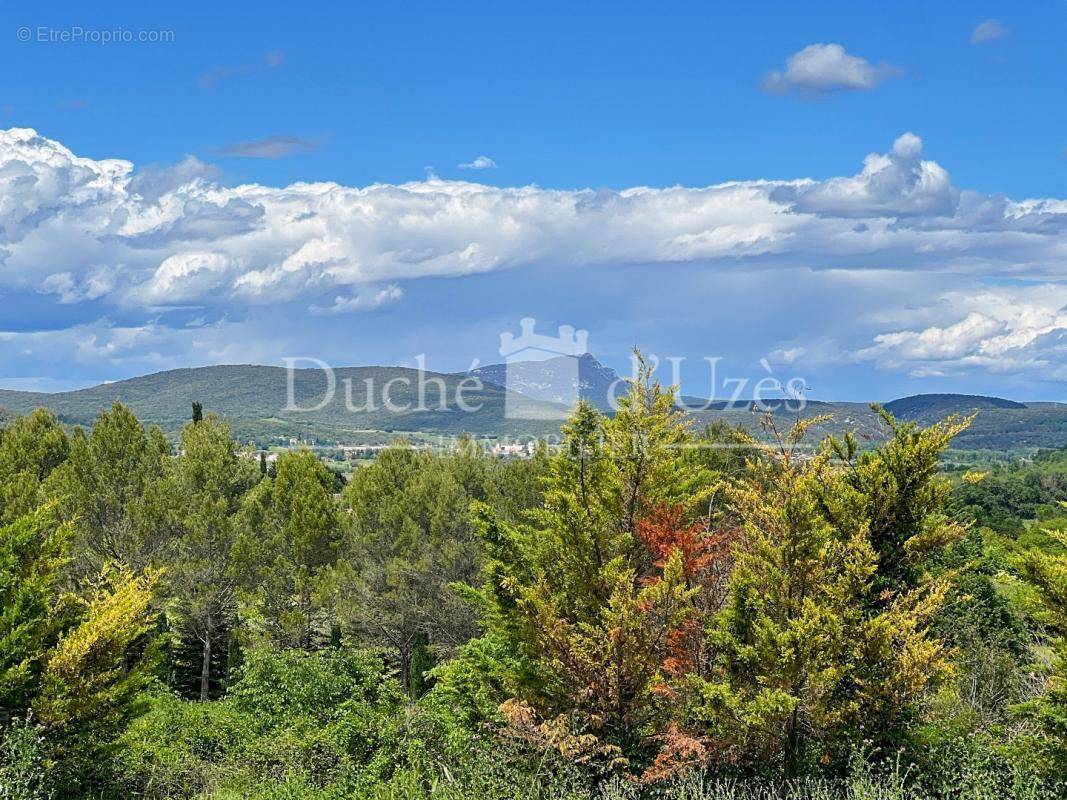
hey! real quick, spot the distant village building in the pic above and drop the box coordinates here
[490,441,536,459]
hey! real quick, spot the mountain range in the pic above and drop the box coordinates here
[1,355,1065,453]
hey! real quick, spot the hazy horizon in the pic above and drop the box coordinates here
[2,353,1064,406]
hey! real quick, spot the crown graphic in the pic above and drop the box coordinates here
[499,318,589,359]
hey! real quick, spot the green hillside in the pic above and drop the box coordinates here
[883,394,1067,450]
[885,393,1027,418]
[2,365,1065,452]
[0,364,565,446]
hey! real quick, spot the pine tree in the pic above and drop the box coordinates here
[235,450,339,649]
[169,415,255,700]
[635,503,734,680]
[224,626,244,690]
[45,403,177,577]
[191,402,203,424]
[334,445,479,691]
[0,409,69,526]
[826,407,973,598]
[329,621,343,649]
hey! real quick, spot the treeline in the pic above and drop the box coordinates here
[0,364,1065,799]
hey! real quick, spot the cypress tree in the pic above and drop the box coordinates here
[329,621,343,649]
[408,631,435,700]
[224,627,244,690]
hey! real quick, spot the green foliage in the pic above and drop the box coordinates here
[687,420,762,480]
[225,627,245,689]
[923,529,1033,729]
[1,395,1065,798]
[829,407,972,595]
[0,410,69,526]
[32,568,160,795]
[907,725,1063,800]
[0,510,71,716]
[226,648,401,721]
[1017,528,1067,773]
[168,414,258,700]
[432,631,527,726]
[408,632,436,700]
[120,649,407,799]
[949,447,1067,538]
[0,502,159,798]
[689,416,951,776]
[456,358,713,765]
[45,403,176,576]
[0,719,52,800]
[334,443,489,694]
[235,450,340,649]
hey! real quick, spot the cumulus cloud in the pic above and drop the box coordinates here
[775,132,958,217]
[762,43,900,95]
[133,252,243,305]
[219,135,322,159]
[38,266,116,304]
[971,20,1008,46]
[5,126,1067,312]
[127,155,219,201]
[310,285,404,315]
[459,155,497,170]
[855,285,1067,379]
[4,126,1067,385]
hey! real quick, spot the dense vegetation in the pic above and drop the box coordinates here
[1,363,1066,799]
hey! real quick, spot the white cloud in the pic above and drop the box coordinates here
[776,132,958,217]
[459,155,497,170]
[5,126,1067,317]
[134,252,242,305]
[4,127,1067,386]
[861,312,1007,362]
[768,346,806,365]
[310,284,403,315]
[0,316,289,376]
[854,285,1067,379]
[127,155,219,201]
[38,272,81,304]
[762,43,900,95]
[38,266,115,304]
[971,20,1008,46]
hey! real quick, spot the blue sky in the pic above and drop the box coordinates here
[2,1,1067,400]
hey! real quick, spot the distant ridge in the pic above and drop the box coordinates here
[885,394,1027,420]
[469,354,837,414]
[0,365,1063,452]
[0,364,566,445]
[469,353,620,410]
